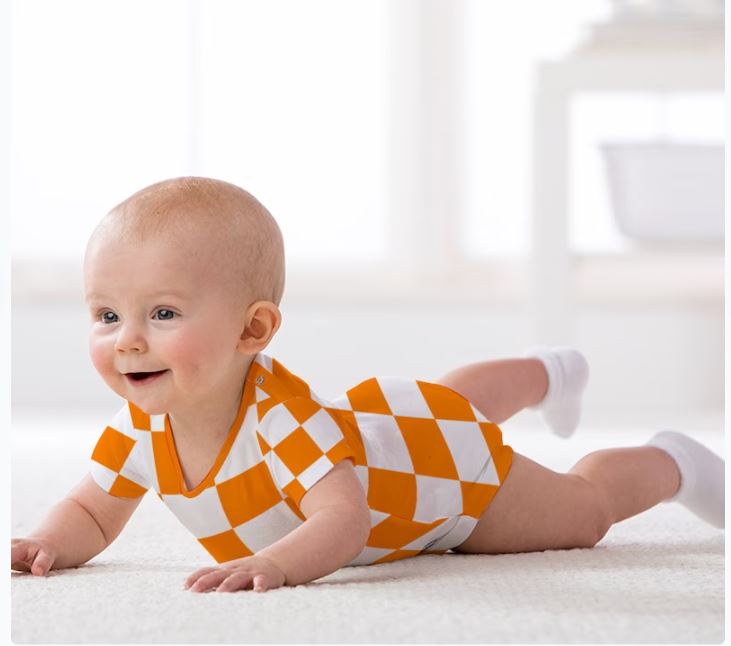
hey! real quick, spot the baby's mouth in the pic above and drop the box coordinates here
[124,370,169,385]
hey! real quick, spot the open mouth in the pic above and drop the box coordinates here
[124,370,169,385]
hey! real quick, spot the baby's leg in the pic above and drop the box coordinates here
[453,445,680,554]
[437,358,547,424]
[437,348,589,436]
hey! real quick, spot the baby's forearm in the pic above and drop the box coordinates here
[256,505,370,586]
[29,498,108,570]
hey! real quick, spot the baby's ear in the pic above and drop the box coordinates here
[237,301,282,354]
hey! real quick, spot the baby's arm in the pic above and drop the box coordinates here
[185,460,371,592]
[258,459,371,583]
[11,474,142,575]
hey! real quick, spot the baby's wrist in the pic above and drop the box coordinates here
[27,533,59,553]
[254,553,288,585]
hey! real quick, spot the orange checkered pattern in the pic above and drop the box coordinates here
[89,353,513,566]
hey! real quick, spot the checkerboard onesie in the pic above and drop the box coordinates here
[89,353,514,565]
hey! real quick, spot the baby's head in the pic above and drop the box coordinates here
[88,177,285,305]
[84,177,285,416]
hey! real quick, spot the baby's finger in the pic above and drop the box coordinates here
[30,550,53,576]
[10,542,35,572]
[216,572,252,593]
[11,542,32,565]
[11,561,31,573]
[183,567,219,589]
[189,570,229,593]
[252,574,268,593]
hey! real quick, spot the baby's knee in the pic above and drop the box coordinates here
[585,507,613,548]
[569,474,614,548]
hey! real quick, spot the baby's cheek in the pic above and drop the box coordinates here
[89,337,114,379]
[165,335,206,375]
[169,329,232,380]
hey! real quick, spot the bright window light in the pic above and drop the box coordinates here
[196,0,389,262]
[10,0,192,262]
[10,0,389,263]
[462,0,610,260]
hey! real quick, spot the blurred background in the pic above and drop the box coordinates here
[10,0,724,434]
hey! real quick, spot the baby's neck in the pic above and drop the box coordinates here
[168,356,254,443]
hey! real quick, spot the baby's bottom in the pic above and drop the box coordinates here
[453,447,680,554]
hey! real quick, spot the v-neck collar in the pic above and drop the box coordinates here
[163,363,260,498]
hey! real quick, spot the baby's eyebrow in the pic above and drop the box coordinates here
[146,290,190,299]
[85,290,190,303]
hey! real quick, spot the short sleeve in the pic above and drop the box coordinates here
[89,405,151,498]
[257,397,355,506]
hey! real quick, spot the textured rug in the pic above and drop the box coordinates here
[10,414,725,643]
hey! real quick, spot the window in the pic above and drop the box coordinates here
[11,0,389,263]
[14,0,717,304]
[11,0,192,262]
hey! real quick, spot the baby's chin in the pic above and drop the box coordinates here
[112,386,170,416]
[133,403,169,416]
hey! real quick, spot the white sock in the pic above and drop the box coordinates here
[646,430,725,529]
[522,346,589,438]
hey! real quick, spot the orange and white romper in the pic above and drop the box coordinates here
[89,353,514,566]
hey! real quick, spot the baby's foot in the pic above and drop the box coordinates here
[647,430,725,528]
[522,346,589,438]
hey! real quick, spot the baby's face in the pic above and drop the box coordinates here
[84,231,250,416]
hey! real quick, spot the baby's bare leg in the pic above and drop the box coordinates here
[453,447,680,554]
[437,359,547,424]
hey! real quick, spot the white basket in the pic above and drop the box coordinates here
[601,141,724,241]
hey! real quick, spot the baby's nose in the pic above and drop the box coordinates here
[114,325,148,353]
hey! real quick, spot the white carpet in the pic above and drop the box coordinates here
[11,412,725,644]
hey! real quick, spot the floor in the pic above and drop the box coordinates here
[10,409,725,643]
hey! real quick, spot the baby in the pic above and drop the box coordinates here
[11,177,725,593]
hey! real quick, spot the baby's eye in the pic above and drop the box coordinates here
[154,309,176,321]
[100,311,118,324]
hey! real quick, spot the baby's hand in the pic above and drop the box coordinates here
[11,537,58,576]
[183,555,286,593]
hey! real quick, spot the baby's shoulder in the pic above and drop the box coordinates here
[250,353,325,405]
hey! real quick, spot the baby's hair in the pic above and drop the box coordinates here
[89,177,286,306]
